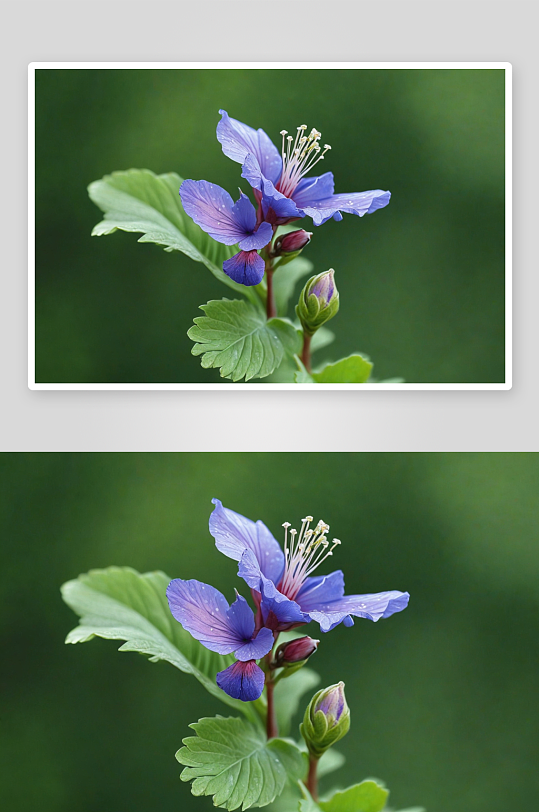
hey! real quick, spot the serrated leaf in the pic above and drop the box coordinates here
[313,355,373,384]
[88,168,259,305]
[61,567,260,725]
[319,781,389,812]
[273,256,314,317]
[177,715,307,810]
[188,299,301,381]
[274,668,321,736]
[294,354,373,384]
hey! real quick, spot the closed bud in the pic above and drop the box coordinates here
[300,681,350,758]
[273,229,313,256]
[296,269,339,335]
[274,636,319,669]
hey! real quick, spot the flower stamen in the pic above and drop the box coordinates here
[277,124,332,198]
[279,516,341,600]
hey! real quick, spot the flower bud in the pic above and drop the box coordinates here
[273,229,312,256]
[296,269,339,336]
[274,636,319,668]
[300,681,350,758]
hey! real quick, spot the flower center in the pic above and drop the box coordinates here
[276,125,331,198]
[279,516,341,600]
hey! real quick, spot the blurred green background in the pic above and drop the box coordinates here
[34,68,505,383]
[1,453,537,812]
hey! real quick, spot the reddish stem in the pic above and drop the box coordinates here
[266,678,278,739]
[301,332,312,373]
[306,754,319,801]
[266,264,276,319]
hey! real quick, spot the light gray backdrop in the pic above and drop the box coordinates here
[2,0,538,450]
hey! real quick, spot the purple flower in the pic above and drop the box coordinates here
[209,499,409,634]
[179,180,273,285]
[217,110,391,227]
[166,578,273,701]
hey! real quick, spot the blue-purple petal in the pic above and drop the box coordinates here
[216,660,266,702]
[306,590,410,632]
[180,179,249,245]
[233,627,274,662]
[217,110,282,185]
[241,154,301,223]
[262,193,302,225]
[238,550,308,629]
[238,221,273,251]
[209,499,285,584]
[260,587,308,630]
[296,571,345,610]
[299,189,391,227]
[230,190,257,233]
[166,578,246,654]
[226,592,256,642]
[223,251,265,286]
[292,172,335,206]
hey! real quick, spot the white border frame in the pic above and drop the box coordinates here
[28,62,512,391]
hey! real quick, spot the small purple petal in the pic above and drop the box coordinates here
[317,682,346,722]
[261,590,308,630]
[238,221,273,251]
[300,189,391,227]
[180,180,250,244]
[292,172,335,206]
[241,154,301,223]
[209,499,285,583]
[234,627,274,662]
[296,571,345,611]
[226,592,256,642]
[216,660,266,702]
[166,579,258,655]
[237,548,265,591]
[262,194,302,225]
[307,590,410,633]
[238,548,308,630]
[230,190,257,233]
[217,110,282,185]
[223,251,265,286]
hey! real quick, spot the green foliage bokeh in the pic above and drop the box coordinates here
[34,68,505,383]
[1,452,537,812]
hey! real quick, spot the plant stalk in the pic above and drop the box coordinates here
[266,677,278,739]
[301,331,312,373]
[306,754,319,801]
[266,260,276,320]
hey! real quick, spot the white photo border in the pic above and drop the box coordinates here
[28,62,512,391]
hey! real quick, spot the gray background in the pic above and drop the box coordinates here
[2,0,538,448]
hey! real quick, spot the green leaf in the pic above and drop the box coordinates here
[188,299,301,381]
[319,781,389,812]
[273,256,314,316]
[61,567,260,725]
[177,715,307,810]
[294,357,314,383]
[88,168,259,305]
[274,667,321,736]
[313,355,373,384]
[294,354,373,384]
